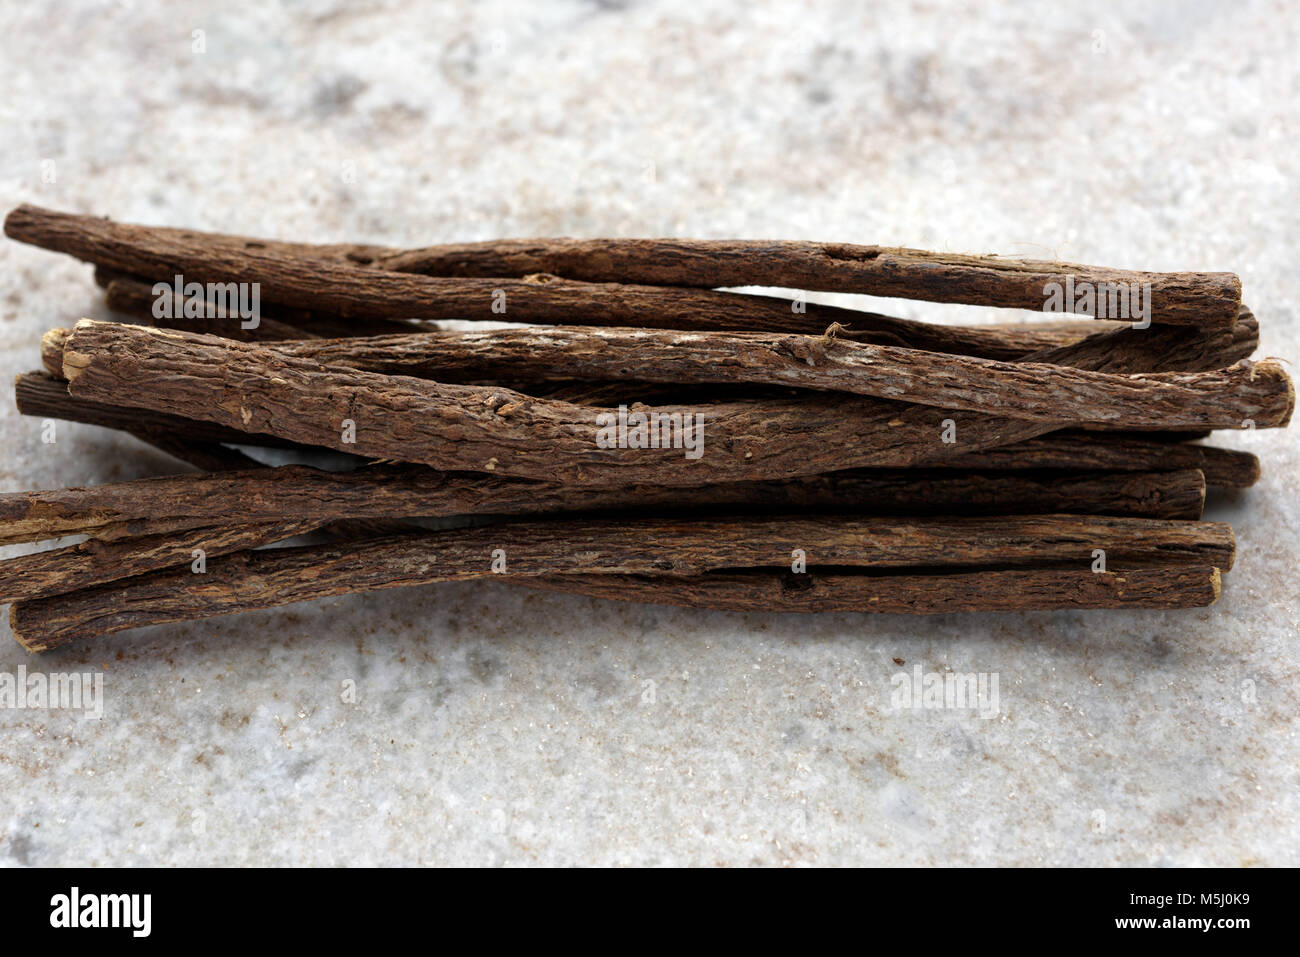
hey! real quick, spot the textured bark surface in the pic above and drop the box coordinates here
[58,321,1286,485]
[942,433,1261,488]
[16,368,1258,491]
[48,319,1282,429]
[98,257,1257,373]
[0,519,322,603]
[258,307,1261,380]
[54,323,1011,486]
[103,274,419,340]
[30,275,1267,482]
[17,382,439,547]
[10,513,1234,649]
[192,324,1293,429]
[103,278,312,341]
[15,373,406,536]
[520,566,1222,613]
[0,464,1209,545]
[41,300,1263,386]
[118,278,1128,362]
[370,237,1242,326]
[15,371,314,452]
[5,205,1234,340]
[1018,305,1258,371]
[15,206,1233,325]
[136,279,1149,364]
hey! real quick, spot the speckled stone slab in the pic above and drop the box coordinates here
[0,0,1294,866]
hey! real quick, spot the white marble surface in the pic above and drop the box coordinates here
[0,0,1295,866]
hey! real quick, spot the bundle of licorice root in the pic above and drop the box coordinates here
[1,205,1291,651]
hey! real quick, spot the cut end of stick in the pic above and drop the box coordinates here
[1245,454,1262,487]
[60,319,102,384]
[9,603,46,654]
[1274,361,1297,427]
[1233,358,1295,428]
[1210,566,1222,605]
[2,203,41,241]
[40,327,71,379]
